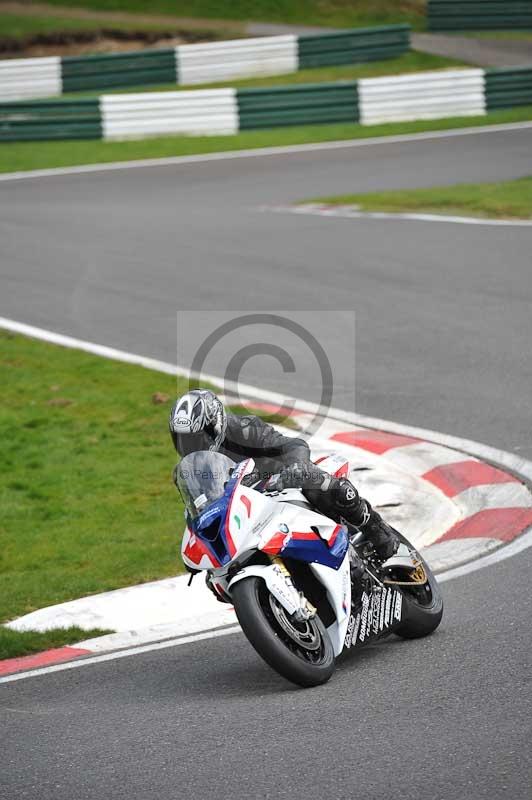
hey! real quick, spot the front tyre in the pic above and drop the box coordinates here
[231,577,335,688]
[394,533,443,639]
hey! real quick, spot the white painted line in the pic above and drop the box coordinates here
[0,120,531,183]
[0,625,241,685]
[0,316,183,377]
[266,204,532,228]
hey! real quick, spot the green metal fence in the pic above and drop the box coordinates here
[1,26,412,103]
[428,1,532,31]
[61,49,177,93]
[0,99,101,142]
[297,25,410,69]
[485,66,532,109]
[2,66,532,143]
[237,82,359,129]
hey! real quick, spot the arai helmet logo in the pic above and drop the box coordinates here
[173,408,203,433]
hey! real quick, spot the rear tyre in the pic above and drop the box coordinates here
[231,577,335,688]
[393,533,443,639]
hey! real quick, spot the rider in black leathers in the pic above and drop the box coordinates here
[169,389,398,560]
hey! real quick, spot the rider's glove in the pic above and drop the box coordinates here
[275,462,324,491]
[241,468,261,488]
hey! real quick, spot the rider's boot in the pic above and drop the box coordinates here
[331,478,399,561]
[359,507,400,561]
[299,467,399,561]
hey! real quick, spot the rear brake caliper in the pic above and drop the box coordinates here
[381,553,428,586]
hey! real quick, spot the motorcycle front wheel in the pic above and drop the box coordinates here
[231,577,335,688]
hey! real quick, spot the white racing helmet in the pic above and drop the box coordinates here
[170,389,227,452]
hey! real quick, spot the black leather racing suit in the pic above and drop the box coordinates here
[170,411,372,530]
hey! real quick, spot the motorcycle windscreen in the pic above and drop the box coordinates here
[176,450,236,519]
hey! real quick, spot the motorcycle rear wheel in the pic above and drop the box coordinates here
[393,533,444,639]
[231,577,335,688]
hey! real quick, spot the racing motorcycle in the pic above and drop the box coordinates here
[177,450,443,688]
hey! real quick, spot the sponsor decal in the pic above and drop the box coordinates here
[345,613,367,649]
[345,614,356,648]
[352,613,361,645]
[194,492,208,511]
[371,592,380,635]
[342,568,349,615]
[350,587,404,647]
[368,594,375,633]
[379,589,387,631]
[279,523,289,534]
[271,565,299,613]
[252,511,275,535]
[393,593,403,622]
[358,592,371,643]
[385,588,393,627]
[234,514,241,530]
[351,588,402,646]
[232,460,249,481]
[198,504,221,526]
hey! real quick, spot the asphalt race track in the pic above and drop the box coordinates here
[1,126,531,799]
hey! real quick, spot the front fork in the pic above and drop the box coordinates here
[271,557,317,622]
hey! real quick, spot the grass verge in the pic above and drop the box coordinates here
[0,6,243,53]
[446,30,532,42]
[0,329,189,627]
[0,12,189,40]
[305,176,532,220]
[0,331,296,656]
[1,107,532,175]
[24,1,428,31]
[0,625,111,660]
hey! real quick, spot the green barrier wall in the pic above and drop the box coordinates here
[237,82,359,130]
[485,66,532,109]
[298,25,410,69]
[2,27,412,101]
[428,1,532,31]
[61,49,177,93]
[3,68,532,142]
[0,99,102,142]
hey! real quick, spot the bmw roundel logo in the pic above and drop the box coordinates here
[279,523,289,534]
